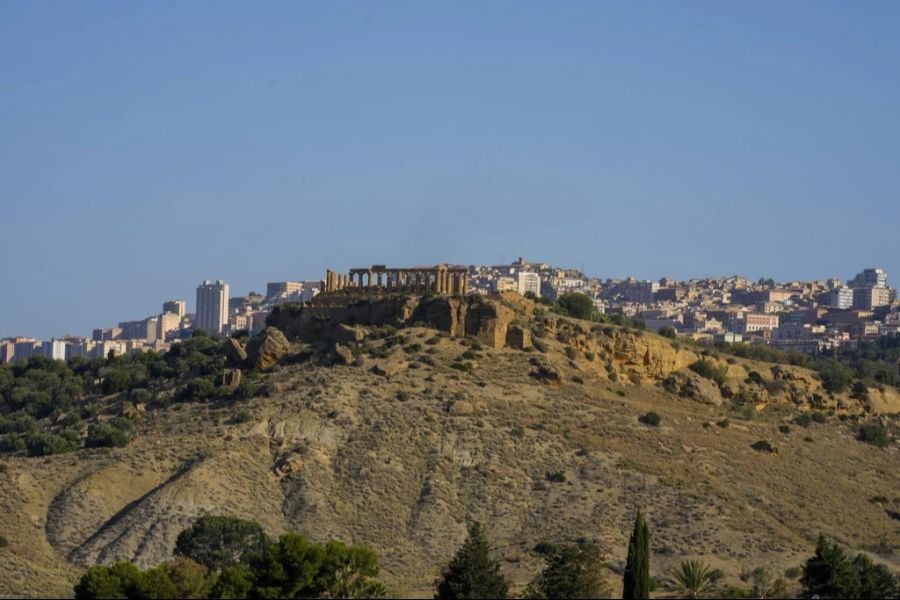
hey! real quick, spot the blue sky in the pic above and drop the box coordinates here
[2,2,899,338]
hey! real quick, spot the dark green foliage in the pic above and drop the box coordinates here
[556,292,595,320]
[801,536,861,599]
[818,359,853,393]
[228,411,252,425]
[316,540,387,599]
[183,378,217,402]
[25,431,78,456]
[251,532,327,598]
[434,522,509,599]
[853,553,899,599]
[623,510,651,599]
[811,411,828,423]
[794,412,813,427]
[1,336,233,458]
[209,564,253,599]
[689,359,728,386]
[857,423,890,448]
[658,327,677,339]
[86,423,130,448]
[525,543,609,599]
[778,424,791,434]
[750,440,775,453]
[0,534,7,548]
[638,412,661,427]
[175,515,270,570]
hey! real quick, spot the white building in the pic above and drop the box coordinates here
[42,339,69,361]
[516,272,541,296]
[196,280,230,336]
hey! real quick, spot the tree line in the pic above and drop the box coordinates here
[71,512,898,599]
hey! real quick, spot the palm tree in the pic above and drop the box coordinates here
[668,560,714,599]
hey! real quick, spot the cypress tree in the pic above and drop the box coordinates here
[622,510,650,600]
[434,522,509,599]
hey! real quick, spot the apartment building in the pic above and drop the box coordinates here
[196,280,230,336]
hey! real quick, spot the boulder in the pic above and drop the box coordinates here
[334,324,366,344]
[246,327,291,370]
[506,324,532,350]
[333,343,355,365]
[220,368,242,390]
[224,338,248,364]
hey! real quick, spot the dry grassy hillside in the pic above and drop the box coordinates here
[1,305,898,598]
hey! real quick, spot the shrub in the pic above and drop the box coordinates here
[716,418,730,429]
[778,424,791,434]
[689,359,727,386]
[175,515,270,570]
[818,359,853,393]
[25,432,78,457]
[857,424,890,449]
[638,412,661,427]
[546,470,566,482]
[86,424,130,449]
[659,327,677,339]
[750,440,775,453]
[556,292,595,320]
[183,378,216,402]
[0,534,7,548]
[794,413,813,427]
[229,411,252,425]
[811,411,828,423]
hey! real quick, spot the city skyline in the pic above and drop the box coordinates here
[0,260,892,341]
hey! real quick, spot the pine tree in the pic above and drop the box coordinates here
[434,522,509,599]
[622,510,650,600]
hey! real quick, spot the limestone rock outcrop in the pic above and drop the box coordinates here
[224,338,248,364]
[246,327,291,370]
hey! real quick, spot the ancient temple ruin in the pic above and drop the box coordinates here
[321,264,469,296]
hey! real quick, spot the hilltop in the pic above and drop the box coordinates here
[1,292,898,597]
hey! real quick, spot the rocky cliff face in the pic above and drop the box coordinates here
[267,293,520,350]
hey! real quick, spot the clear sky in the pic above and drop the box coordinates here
[2,1,899,339]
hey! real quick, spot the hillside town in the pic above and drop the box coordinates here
[1,259,897,363]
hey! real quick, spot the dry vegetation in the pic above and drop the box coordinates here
[0,308,898,598]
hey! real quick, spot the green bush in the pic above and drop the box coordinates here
[0,534,7,548]
[229,411,252,425]
[750,440,775,453]
[857,424,890,449]
[86,424,130,449]
[689,359,728,386]
[638,412,661,427]
[25,432,78,457]
[794,413,813,427]
[556,292,596,320]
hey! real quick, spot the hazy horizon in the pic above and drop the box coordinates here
[3,2,899,339]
